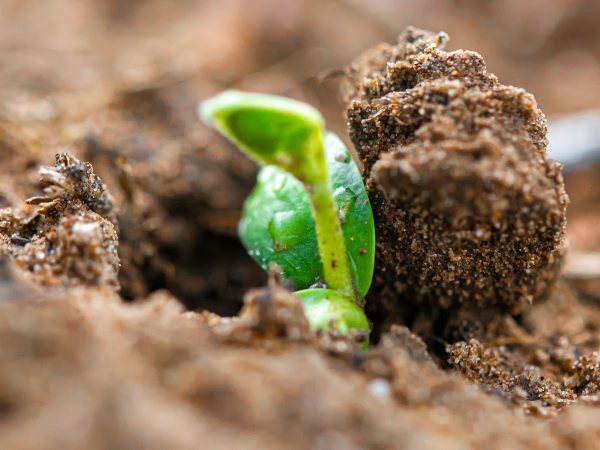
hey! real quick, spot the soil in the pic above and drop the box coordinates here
[0,1,599,449]
[343,27,568,333]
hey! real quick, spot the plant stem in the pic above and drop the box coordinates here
[308,136,355,298]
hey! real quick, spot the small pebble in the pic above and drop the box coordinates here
[368,378,391,399]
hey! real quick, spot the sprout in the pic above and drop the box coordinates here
[200,91,374,339]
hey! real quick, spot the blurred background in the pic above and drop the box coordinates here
[0,0,598,311]
[2,0,600,116]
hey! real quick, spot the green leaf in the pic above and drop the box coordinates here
[200,90,325,184]
[238,132,375,297]
[239,165,320,288]
[296,288,369,334]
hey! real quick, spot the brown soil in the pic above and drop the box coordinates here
[79,82,264,315]
[0,1,599,449]
[1,154,119,289]
[344,27,567,313]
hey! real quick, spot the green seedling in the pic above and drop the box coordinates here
[200,90,374,338]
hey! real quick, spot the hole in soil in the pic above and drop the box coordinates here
[119,229,266,317]
[168,233,267,316]
[0,397,15,418]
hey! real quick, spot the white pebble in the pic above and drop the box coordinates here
[368,378,391,399]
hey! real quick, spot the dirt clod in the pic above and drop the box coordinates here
[206,284,313,344]
[0,154,119,289]
[344,27,568,313]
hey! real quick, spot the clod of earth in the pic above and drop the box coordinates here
[0,154,119,289]
[344,27,569,315]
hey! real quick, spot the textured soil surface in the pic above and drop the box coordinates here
[0,1,599,449]
[344,27,568,313]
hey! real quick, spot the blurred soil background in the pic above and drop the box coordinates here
[0,0,599,449]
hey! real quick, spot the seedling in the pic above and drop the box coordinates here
[200,91,374,338]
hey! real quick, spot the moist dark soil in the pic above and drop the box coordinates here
[0,1,599,449]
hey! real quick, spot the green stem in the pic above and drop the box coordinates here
[308,136,355,298]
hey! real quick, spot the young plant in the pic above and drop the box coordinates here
[200,91,374,338]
